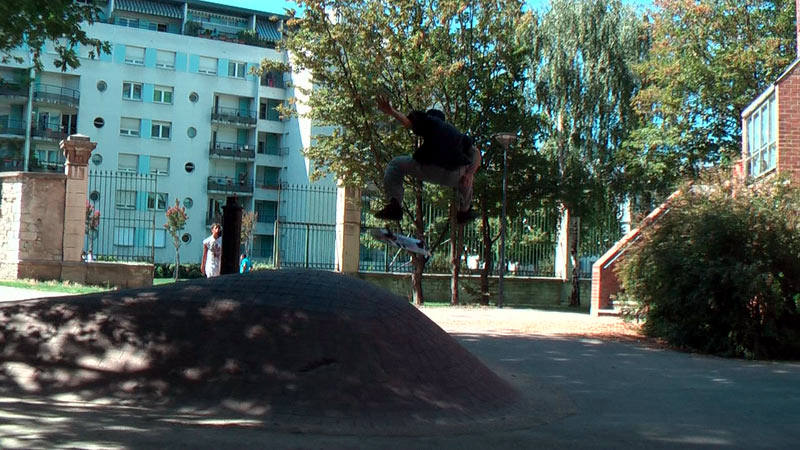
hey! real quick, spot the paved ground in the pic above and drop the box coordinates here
[1,285,800,449]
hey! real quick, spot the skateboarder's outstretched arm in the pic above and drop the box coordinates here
[377,96,412,129]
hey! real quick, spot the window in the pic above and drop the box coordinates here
[198,56,218,75]
[148,22,168,32]
[114,226,135,246]
[115,190,136,209]
[150,156,169,175]
[147,228,167,248]
[260,99,281,121]
[747,93,777,178]
[156,50,175,69]
[151,121,171,139]
[118,17,140,28]
[118,153,138,172]
[122,82,142,101]
[228,61,246,78]
[255,200,278,223]
[120,117,141,136]
[147,192,168,210]
[256,166,280,188]
[153,85,173,104]
[124,45,145,65]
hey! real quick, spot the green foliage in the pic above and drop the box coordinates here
[153,263,203,279]
[630,0,796,183]
[241,211,258,255]
[0,0,111,73]
[617,173,800,359]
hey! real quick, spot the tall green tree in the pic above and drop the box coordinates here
[280,0,537,304]
[0,0,110,73]
[630,0,796,189]
[528,0,648,306]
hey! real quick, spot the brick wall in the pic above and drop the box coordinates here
[778,63,800,182]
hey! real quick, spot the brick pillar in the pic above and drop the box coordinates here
[60,134,96,262]
[335,184,361,273]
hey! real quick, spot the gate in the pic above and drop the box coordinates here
[275,183,337,270]
[87,170,158,263]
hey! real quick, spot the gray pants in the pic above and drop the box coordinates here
[384,153,475,212]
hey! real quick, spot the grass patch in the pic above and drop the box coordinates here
[0,279,112,294]
[153,278,188,286]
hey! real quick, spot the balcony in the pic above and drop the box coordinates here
[207,176,254,195]
[33,84,80,109]
[30,161,64,173]
[0,119,26,138]
[31,126,68,143]
[0,83,28,99]
[211,106,257,128]
[209,141,256,160]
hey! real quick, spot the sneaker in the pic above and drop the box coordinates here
[456,208,479,224]
[375,198,402,221]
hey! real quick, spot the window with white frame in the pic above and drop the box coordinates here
[150,156,169,175]
[147,192,168,210]
[124,45,145,65]
[198,56,218,75]
[114,226,135,246]
[118,153,138,172]
[151,121,171,139]
[153,85,173,104]
[122,81,142,100]
[747,93,777,178]
[120,117,141,136]
[115,190,137,209]
[228,61,246,78]
[156,49,175,69]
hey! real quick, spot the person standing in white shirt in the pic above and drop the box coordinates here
[201,223,222,278]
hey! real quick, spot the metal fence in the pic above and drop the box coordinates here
[359,192,622,278]
[275,183,338,270]
[87,170,158,263]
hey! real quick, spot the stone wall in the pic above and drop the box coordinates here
[357,272,591,311]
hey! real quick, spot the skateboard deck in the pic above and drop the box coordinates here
[368,228,431,258]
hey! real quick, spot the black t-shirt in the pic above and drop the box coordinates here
[407,110,473,170]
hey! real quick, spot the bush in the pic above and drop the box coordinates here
[618,172,800,359]
[153,263,203,279]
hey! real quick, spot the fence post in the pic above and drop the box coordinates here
[334,184,361,273]
[60,134,96,263]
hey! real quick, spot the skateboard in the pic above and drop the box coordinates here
[368,227,431,258]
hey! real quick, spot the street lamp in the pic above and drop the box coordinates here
[493,132,517,308]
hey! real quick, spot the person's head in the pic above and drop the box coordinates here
[426,109,446,121]
[240,253,246,261]
[211,223,221,238]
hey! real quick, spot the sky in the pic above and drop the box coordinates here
[206,0,655,16]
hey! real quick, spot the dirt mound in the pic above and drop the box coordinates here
[0,270,529,434]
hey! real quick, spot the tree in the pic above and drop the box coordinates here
[241,211,258,255]
[85,200,100,257]
[630,0,796,188]
[164,200,188,281]
[0,0,110,74]
[529,0,648,306]
[280,0,537,304]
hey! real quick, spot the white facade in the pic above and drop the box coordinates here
[0,1,335,266]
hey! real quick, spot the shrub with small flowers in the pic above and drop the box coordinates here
[164,199,188,281]
[85,201,100,254]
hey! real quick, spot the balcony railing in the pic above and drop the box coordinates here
[257,144,288,156]
[211,106,257,126]
[207,176,254,195]
[209,141,256,159]
[0,83,28,97]
[33,83,80,108]
[30,162,64,173]
[0,119,27,136]
[31,126,68,142]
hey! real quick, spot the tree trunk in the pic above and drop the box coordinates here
[569,215,581,307]
[479,196,492,305]
[174,248,181,281]
[450,202,461,306]
[411,182,425,305]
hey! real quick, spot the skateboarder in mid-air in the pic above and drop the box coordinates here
[374,96,481,224]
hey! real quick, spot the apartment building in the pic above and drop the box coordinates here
[0,0,334,266]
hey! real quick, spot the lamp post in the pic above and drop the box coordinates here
[493,132,516,308]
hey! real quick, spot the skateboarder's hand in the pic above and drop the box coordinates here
[377,95,393,114]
